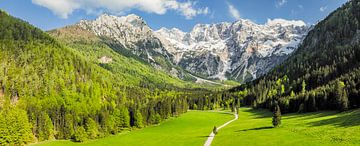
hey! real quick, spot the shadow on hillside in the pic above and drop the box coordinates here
[235,126,273,132]
[242,108,272,119]
[216,112,235,116]
[308,109,360,127]
[282,111,336,121]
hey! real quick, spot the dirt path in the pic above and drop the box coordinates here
[204,109,238,146]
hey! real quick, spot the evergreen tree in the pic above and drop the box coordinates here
[335,80,349,111]
[74,126,87,142]
[134,110,143,128]
[272,103,281,128]
[0,106,33,145]
[85,118,99,139]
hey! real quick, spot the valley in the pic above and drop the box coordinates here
[33,108,360,146]
[34,110,234,146]
[1,0,360,146]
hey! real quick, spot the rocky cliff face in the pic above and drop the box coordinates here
[77,14,309,83]
[155,19,309,82]
[78,14,174,71]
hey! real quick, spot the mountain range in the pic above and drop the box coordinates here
[64,14,309,83]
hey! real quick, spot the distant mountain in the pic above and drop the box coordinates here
[73,14,309,83]
[48,24,197,89]
[156,19,309,82]
[77,14,187,78]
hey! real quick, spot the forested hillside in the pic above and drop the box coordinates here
[231,0,360,113]
[0,10,229,145]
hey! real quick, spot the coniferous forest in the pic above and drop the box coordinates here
[231,0,360,113]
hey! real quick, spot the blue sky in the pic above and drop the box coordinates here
[0,0,348,32]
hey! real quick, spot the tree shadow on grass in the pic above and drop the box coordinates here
[282,111,336,121]
[308,109,360,128]
[234,126,273,132]
[216,112,235,116]
[197,135,210,138]
[242,108,272,119]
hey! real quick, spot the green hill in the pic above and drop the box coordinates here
[0,10,192,145]
[231,0,360,113]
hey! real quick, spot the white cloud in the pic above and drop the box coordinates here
[227,3,240,20]
[166,1,209,19]
[320,6,328,12]
[276,0,287,8]
[31,0,209,19]
[298,5,303,9]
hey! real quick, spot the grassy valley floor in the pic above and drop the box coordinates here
[34,110,234,146]
[213,108,360,146]
[34,108,360,146]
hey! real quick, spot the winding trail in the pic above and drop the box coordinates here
[204,109,238,146]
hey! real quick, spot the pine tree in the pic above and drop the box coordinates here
[335,80,349,111]
[134,110,143,128]
[74,126,87,142]
[272,104,281,128]
[302,80,306,94]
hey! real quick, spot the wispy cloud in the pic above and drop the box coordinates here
[298,5,304,9]
[276,0,287,8]
[320,6,328,12]
[227,2,241,20]
[31,0,209,19]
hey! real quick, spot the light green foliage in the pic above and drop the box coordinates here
[134,110,143,128]
[85,118,99,139]
[74,126,87,142]
[0,106,33,145]
[335,80,349,111]
[38,113,55,141]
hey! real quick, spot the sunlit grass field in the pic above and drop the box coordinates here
[34,110,234,146]
[213,108,360,146]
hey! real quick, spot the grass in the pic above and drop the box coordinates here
[32,108,360,146]
[34,110,234,146]
[213,108,360,146]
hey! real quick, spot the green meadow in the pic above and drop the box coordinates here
[34,110,234,146]
[213,108,360,146]
[34,108,360,146]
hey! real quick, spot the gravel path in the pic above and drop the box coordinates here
[204,109,238,146]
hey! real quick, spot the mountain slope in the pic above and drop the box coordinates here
[156,19,309,82]
[48,25,197,89]
[76,14,193,80]
[0,10,191,145]
[231,0,360,113]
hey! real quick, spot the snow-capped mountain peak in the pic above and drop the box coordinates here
[76,14,309,83]
[155,18,309,82]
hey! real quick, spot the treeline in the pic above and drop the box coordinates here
[230,0,360,113]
